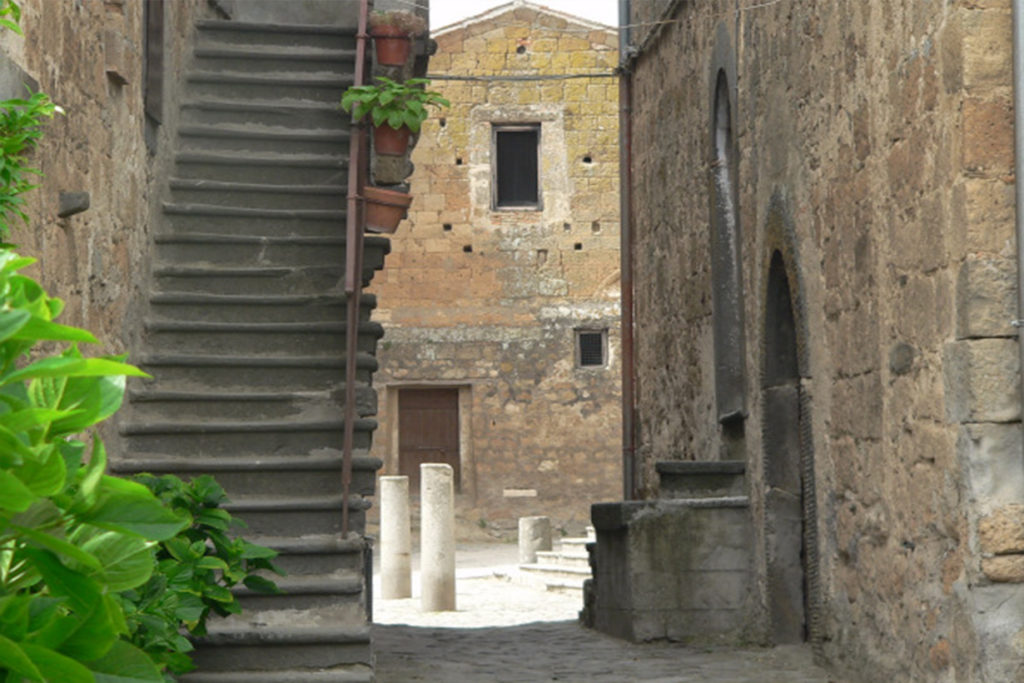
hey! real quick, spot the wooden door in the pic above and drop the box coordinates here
[398,388,460,493]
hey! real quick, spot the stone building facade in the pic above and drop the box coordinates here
[368,1,621,535]
[610,0,1024,681]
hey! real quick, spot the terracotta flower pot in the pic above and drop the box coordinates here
[373,123,412,156]
[363,185,413,234]
[370,25,412,66]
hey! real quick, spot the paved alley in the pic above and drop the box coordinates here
[372,544,837,683]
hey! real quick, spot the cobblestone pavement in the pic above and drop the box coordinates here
[372,544,838,683]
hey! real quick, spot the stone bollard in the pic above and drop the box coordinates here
[518,515,552,564]
[380,475,412,599]
[420,463,456,611]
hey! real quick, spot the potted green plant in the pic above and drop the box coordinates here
[341,76,450,156]
[368,9,427,66]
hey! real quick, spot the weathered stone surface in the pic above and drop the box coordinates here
[981,555,1024,582]
[979,505,1024,555]
[943,338,1020,423]
[956,257,1016,339]
[957,423,1024,514]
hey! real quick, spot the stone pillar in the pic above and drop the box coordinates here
[518,515,552,564]
[380,475,411,599]
[420,463,455,611]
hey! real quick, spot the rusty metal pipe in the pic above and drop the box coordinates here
[342,0,370,536]
[618,0,636,499]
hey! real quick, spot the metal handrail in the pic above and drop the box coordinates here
[341,0,370,536]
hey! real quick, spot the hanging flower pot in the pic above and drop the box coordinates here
[368,10,426,66]
[370,25,412,66]
[363,185,413,234]
[373,123,412,156]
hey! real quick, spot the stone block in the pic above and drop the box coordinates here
[956,257,1016,339]
[958,423,1024,514]
[964,177,1014,255]
[979,505,1024,554]
[962,96,1013,174]
[981,555,1024,582]
[959,582,1024,682]
[943,338,1020,423]
[962,8,1012,90]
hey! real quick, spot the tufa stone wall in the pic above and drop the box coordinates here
[627,0,1023,680]
[367,2,621,536]
[0,0,203,349]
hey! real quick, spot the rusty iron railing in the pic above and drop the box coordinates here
[341,0,370,536]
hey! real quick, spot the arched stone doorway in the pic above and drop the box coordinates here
[762,248,819,643]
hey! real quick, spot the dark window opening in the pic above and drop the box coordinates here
[456,157,464,165]
[576,330,607,368]
[443,223,452,231]
[493,125,540,209]
[582,155,592,164]
[574,242,582,250]
[463,244,473,253]
[516,44,527,54]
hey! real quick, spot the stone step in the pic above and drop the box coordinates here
[120,413,376,453]
[224,494,371,536]
[147,292,352,323]
[143,319,382,356]
[168,179,346,211]
[162,202,347,237]
[127,387,375,421]
[153,233,387,269]
[517,563,591,593]
[535,549,590,570]
[190,622,370,673]
[181,98,345,129]
[153,263,349,295]
[109,451,381,498]
[185,70,352,102]
[178,124,349,155]
[136,351,377,383]
[192,44,356,74]
[233,573,364,613]
[656,460,746,499]
[251,533,366,576]
[174,150,347,185]
[180,668,373,683]
[195,19,356,50]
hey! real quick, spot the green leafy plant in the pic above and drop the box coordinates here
[368,9,426,35]
[341,77,449,133]
[118,474,283,681]
[0,249,189,683]
[0,91,61,239]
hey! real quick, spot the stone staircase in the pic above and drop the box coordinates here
[518,528,595,593]
[112,17,386,683]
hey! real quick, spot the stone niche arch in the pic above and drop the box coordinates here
[708,22,746,458]
[760,198,821,645]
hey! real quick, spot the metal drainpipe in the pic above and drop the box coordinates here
[618,0,636,500]
[341,0,370,536]
[1015,1,1024,448]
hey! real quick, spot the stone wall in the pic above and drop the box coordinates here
[627,0,1023,679]
[0,0,201,350]
[367,3,621,535]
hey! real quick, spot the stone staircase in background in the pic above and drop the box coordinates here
[112,17,386,683]
[518,528,595,593]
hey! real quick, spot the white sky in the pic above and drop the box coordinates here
[430,0,618,30]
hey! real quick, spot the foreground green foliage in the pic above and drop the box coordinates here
[119,474,282,681]
[0,250,188,682]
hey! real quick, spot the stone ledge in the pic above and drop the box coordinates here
[981,555,1024,583]
[591,497,750,531]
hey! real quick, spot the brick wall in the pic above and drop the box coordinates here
[367,4,621,536]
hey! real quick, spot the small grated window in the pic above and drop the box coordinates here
[577,330,607,368]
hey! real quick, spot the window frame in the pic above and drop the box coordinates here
[491,123,542,211]
[575,328,608,369]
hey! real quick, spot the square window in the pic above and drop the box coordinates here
[576,329,607,368]
[492,124,540,210]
